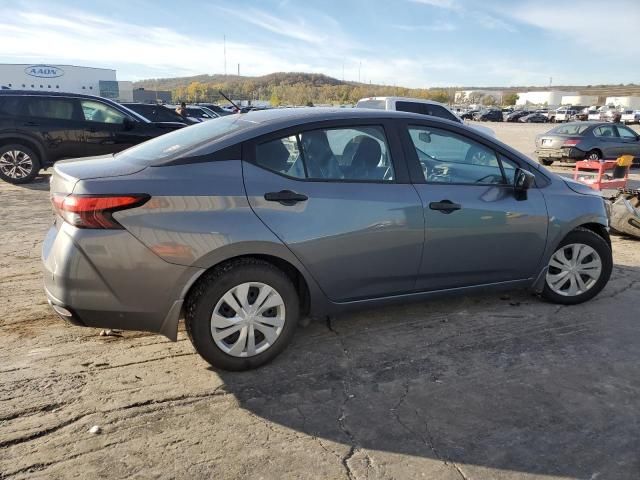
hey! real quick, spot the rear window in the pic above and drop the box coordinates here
[115,114,252,165]
[550,124,590,135]
[356,99,386,110]
[25,97,75,120]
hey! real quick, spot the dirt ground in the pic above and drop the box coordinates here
[1,123,640,480]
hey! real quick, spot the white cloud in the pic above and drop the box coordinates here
[410,0,461,10]
[393,22,457,32]
[495,0,640,54]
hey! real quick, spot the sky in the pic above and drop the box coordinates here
[0,0,639,88]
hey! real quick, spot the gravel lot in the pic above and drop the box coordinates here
[1,123,640,480]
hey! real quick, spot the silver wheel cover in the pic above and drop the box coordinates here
[0,150,33,179]
[211,282,286,357]
[546,243,602,297]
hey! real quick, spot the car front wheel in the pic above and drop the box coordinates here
[0,144,40,184]
[185,259,299,371]
[542,228,612,305]
[540,159,554,166]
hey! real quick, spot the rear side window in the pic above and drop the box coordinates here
[0,96,22,116]
[396,101,459,122]
[255,126,394,182]
[25,97,76,120]
[593,125,618,137]
[551,124,590,135]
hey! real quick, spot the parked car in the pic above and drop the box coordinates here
[554,108,579,123]
[186,106,220,121]
[121,102,197,125]
[0,91,186,184]
[535,122,640,166]
[621,110,640,124]
[197,103,233,116]
[474,109,504,122]
[459,110,478,120]
[356,96,494,136]
[505,110,532,122]
[519,112,548,123]
[43,108,613,370]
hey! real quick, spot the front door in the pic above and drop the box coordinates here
[243,122,424,302]
[403,123,548,291]
[614,124,640,160]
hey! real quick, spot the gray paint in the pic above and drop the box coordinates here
[42,109,612,340]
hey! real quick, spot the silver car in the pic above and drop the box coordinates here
[43,109,613,370]
[536,121,640,166]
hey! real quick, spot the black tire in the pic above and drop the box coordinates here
[185,258,299,371]
[0,144,40,184]
[541,227,612,305]
[540,159,554,166]
[586,149,602,161]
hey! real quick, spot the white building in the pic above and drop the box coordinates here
[560,95,598,106]
[515,91,578,107]
[455,90,503,104]
[605,96,640,109]
[0,64,133,101]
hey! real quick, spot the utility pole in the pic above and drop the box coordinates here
[358,61,361,83]
[237,63,240,76]
[223,34,227,76]
[342,62,344,82]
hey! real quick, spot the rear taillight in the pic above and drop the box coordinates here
[563,139,580,147]
[51,194,150,229]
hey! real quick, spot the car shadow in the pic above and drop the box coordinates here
[214,261,640,478]
[11,174,51,191]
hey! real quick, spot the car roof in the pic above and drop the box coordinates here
[358,96,447,106]
[0,89,118,102]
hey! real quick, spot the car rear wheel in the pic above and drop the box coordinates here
[540,159,554,166]
[586,149,602,161]
[185,258,299,371]
[542,228,612,305]
[0,144,40,184]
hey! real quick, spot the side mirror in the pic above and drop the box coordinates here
[418,131,431,143]
[514,168,535,191]
[123,117,135,131]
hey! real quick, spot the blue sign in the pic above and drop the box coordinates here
[24,65,64,78]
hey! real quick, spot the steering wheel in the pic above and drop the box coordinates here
[466,147,492,166]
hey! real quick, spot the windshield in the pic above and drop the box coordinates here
[550,124,590,135]
[356,99,386,110]
[116,114,250,165]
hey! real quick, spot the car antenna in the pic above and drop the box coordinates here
[219,91,242,113]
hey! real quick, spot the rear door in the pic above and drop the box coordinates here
[243,120,424,301]
[21,96,86,161]
[401,121,548,290]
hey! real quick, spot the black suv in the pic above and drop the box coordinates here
[121,102,197,125]
[0,91,186,184]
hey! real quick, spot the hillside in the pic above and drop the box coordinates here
[132,72,640,105]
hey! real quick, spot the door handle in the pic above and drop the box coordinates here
[429,200,461,214]
[264,190,308,206]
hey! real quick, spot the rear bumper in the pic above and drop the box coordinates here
[535,147,584,161]
[42,220,203,340]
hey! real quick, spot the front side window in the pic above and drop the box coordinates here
[80,100,126,124]
[616,125,637,139]
[408,126,507,184]
[26,97,75,120]
[255,126,394,182]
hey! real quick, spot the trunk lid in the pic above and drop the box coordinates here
[50,155,147,194]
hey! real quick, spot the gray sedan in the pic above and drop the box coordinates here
[535,122,640,166]
[43,109,612,370]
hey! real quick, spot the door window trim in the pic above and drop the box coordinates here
[244,119,411,184]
